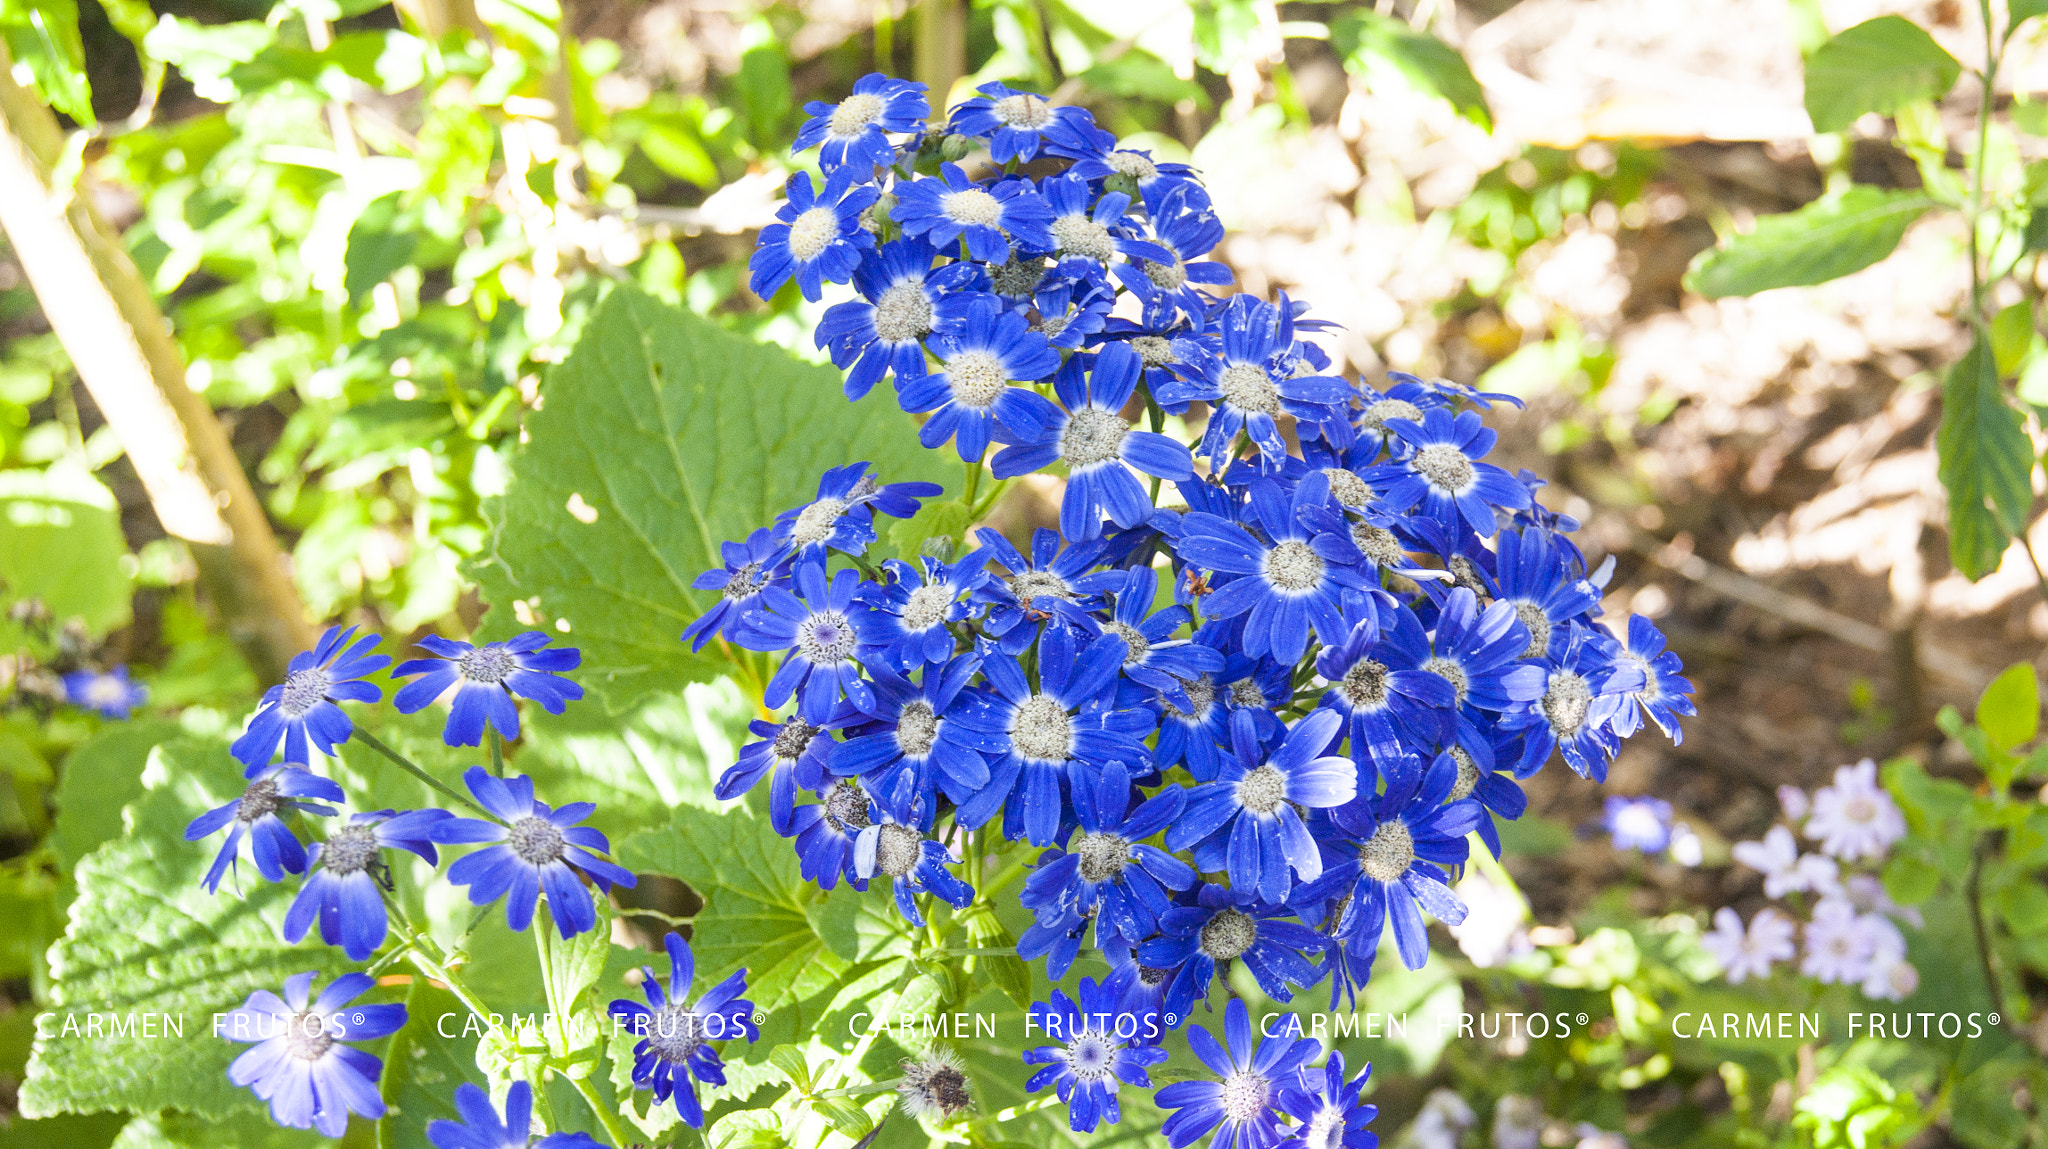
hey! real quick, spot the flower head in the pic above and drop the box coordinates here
[221,971,406,1137]
[947,82,1096,164]
[1021,759,1193,951]
[681,527,791,653]
[852,789,975,925]
[185,765,344,893]
[894,164,1054,262]
[392,633,583,747]
[429,769,636,937]
[793,73,929,171]
[1176,479,1370,665]
[1168,709,1357,904]
[1139,883,1328,1021]
[733,564,880,721]
[748,168,879,301]
[1602,795,1673,854]
[832,657,991,815]
[717,704,863,835]
[858,554,991,671]
[896,1047,974,1119]
[1161,295,1352,468]
[1609,613,1695,742]
[63,666,147,719]
[817,238,978,401]
[771,461,940,570]
[1276,1050,1379,1149]
[1153,997,1320,1149]
[1362,408,1531,536]
[1804,759,1905,861]
[427,1081,602,1149]
[285,808,450,959]
[608,932,759,1128]
[1700,906,1796,983]
[1024,974,1168,1132]
[898,292,1061,461]
[231,625,388,771]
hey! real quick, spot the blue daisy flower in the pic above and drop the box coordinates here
[815,238,983,401]
[731,563,880,720]
[1438,733,1529,861]
[1038,173,1173,265]
[230,624,388,772]
[1051,136,1207,216]
[1421,587,1534,717]
[1093,565,1223,708]
[1018,897,1094,981]
[1160,294,1354,469]
[714,703,863,835]
[221,971,406,1138]
[62,666,147,719]
[1175,478,1370,664]
[787,777,876,891]
[1604,794,1674,853]
[992,344,1196,540]
[898,292,1062,461]
[608,932,758,1129]
[391,632,582,747]
[1488,527,1602,662]
[748,167,879,301]
[1030,269,1116,350]
[1113,184,1233,319]
[946,81,1098,163]
[1275,1050,1379,1149]
[1139,883,1328,1020]
[1130,628,1233,783]
[856,553,991,671]
[1349,374,1452,459]
[1021,759,1193,951]
[428,1080,602,1149]
[1362,407,1531,536]
[681,526,792,652]
[894,163,1054,261]
[772,461,941,570]
[1024,973,1170,1132]
[950,625,1153,846]
[831,656,993,815]
[1499,624,1644,781]
[1313,605,1457,792]
[852,789,975,925]
[792,72,929,172]
[1153,997,1319,1149]
[1168,708,1357,904]
[429,768,636,937]
[1102,945,1178,1046]
[185,765,343,893]
[284,808,450,960]
[1609,613,1695,742]
[971,526,1116,654]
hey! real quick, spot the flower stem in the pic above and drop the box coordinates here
[350,728,491,818]
[490,727,506,778]
[978,854,1031,902]
[569,1074,633,1149]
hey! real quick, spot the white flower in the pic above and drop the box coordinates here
[1668,822,1703,867]
[1777,785,1810,822]
[1801,898,1874,984]
[1448,873,1530,968]
[1804,759,1906,861]
[1793,851,1842,898]
[1701,906,1796,983]
[1860,950,1919,1001]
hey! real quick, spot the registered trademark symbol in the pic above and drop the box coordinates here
[1165,1013,1178,1025]
[1577,1013,1588,1024]
[1990,1014,2000,1026]
[754,1011,766,1024]
[352,1012,364,1024]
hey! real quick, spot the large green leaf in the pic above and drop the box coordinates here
[376,981,484,1149]
[1938,338,2035,580]
[18,738,358,1120]
[1804,16,1962,133]
[469,286,955,713]
[0,465,132,637]
[48,721,179,870]
[1686,186,1934,298]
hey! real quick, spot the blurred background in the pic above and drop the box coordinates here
[2,0,2047,1145]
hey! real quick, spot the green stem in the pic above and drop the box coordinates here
[351,728,491,818]
[964,454,983,508]
[569,1075,633,1149]
[490,727,506,778]
[978,854,1031,902]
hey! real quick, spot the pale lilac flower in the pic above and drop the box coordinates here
[1602,795,1673,853]
[1843,873,1923,928]
[1493,1096,1544,1149]
[1804,759,1905,861]
[1732,826,1806,896]
[1776,785,1809,822]
[1667,822,1703,867]
[1860,950,1919,1001]
[1793,852,1843,899]
[1405,1089,1478,1149]
[1800,898,1873,984]
[1701,907,1796,983]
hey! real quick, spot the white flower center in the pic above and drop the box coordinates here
[236,778,283,823]
[1007,570,1072,606]
[1063,1031,1119,1082]
[722,561,765,600]
[646,1003,707,1063]
[1075,832,1131,882]
[1131,335,1174,366]
[901,582,953,631]
[1107,150,1157,180]
[1844,796,1876,824]
[989,255,1047,296]
[1227,678,1267,708]
[84,676,129,706]
[1049,213,1117,261]
[798,610,859,664]
[875,823,923,876]
[787,207,841,262]
[283,1012,334,1061]
[1060,407,1129,469]
[772,718,821,761]
[1513,601,1552,658]
[1448,746,1481,800]
[1218,362,1281,416]
[1263,540,1325,592]
[321,824,380,875]
[508,815,566,865]
[1221,1070,1271,1123]
[1143,258,1187,291]
[1107,620,1150,665]
[790,497,848,546]
[824,780,871,833]
[993,92,1054,128]
[280,667,331,717]
[942,188,1003,227]
[1235,765,1288,814]
[1423,655,1468,706]
[946,350,1010,408]
[827,92,885,137]
[1351,521,1406,568]
[1449,555,1492,605]
[896,701,939,757]
[1361,398,1424,432]
[1198,907,1258,960]
[1341,659,1390,709]
[1324,468,1372,507]
[1412,443,1476,492]
[1010,693,1075,762]
[873,279,933,342]
[1360,819,1415,882]
[1165,675,1216,720]
[1541,670,1593,736]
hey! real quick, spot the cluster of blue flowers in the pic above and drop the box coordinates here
[189,625,754,1137]
[723,76,1696,1137]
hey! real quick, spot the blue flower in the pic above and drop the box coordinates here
[428,1081,602,1149]
[1488,527,1602,662]
[185,765,343,893]
[852,789,975,925]
[62,666,146,719]
[1314,752,1484,975]
[392,633,583,747]
[831,656,992,815]
[1418,587,1530,717]
[1021,760,1192,950]
[1030,269,1116,350]
[284,808,450,960]
[1113,185,1233,320]
[1499,624,1644,781]
[971,526,1115,653]
[1018,899,1094,980]
[1153,997,1319,1149]
[856,554,990,671]
[992,344,1196,540]
[681,527,792,652]
[715,705,862,835]
[429,769,636,937]
[787,778,876,891]
[1314,606,1456,791]
[897,292,1061,461]
[1275,1050,1379,1149]
[1136,645,1233,783]
[1023,973,1169,1132]
[221,971,406,1138]
[894,164,1053,261]
[950,626,1152,846]
[1168,709,1357,903]
[1037,173,1173,265]
[1362,407,1531,536]
[1161,295,1353,468]
[1175,479,1370,664]
[1604,794,1674,853]
[1139,883,1328,1020]
[748,168,878,301]
[231,625,388,772]
[771,461,940,569]
[1054,139,1206,215]
[732,564,880,720]
[608,932,758,1129]
[1094,565,1225,708]
[792,73,929,172]
[947,82,1097,163]
[1349,374,1451,458]
[1438,737,1528,861]
[816,238,981,400]
[1609,613,1695,742]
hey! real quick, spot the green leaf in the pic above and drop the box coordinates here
[2011,0,2048,35]
[468,286,954,713]
[957,901,1031,1010]
[1331,11,1491,129]
[376,980,484,1149]
[1938,337,2035,579]
[0,0,94,125]
[764,1043,813,1092]
[1993,302,2037,377]
[809,886,916,964]
[1685,186,1934,298]
[1977,663,2040,752]
[0,465,132,637]
[47,721,177,870]
[1881,851,1941,906]
[888,498,975,563]
[1803,16,1962,133]
[1997,881,2048,933]
[345,193,422,306]
[17,737,359,1120]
